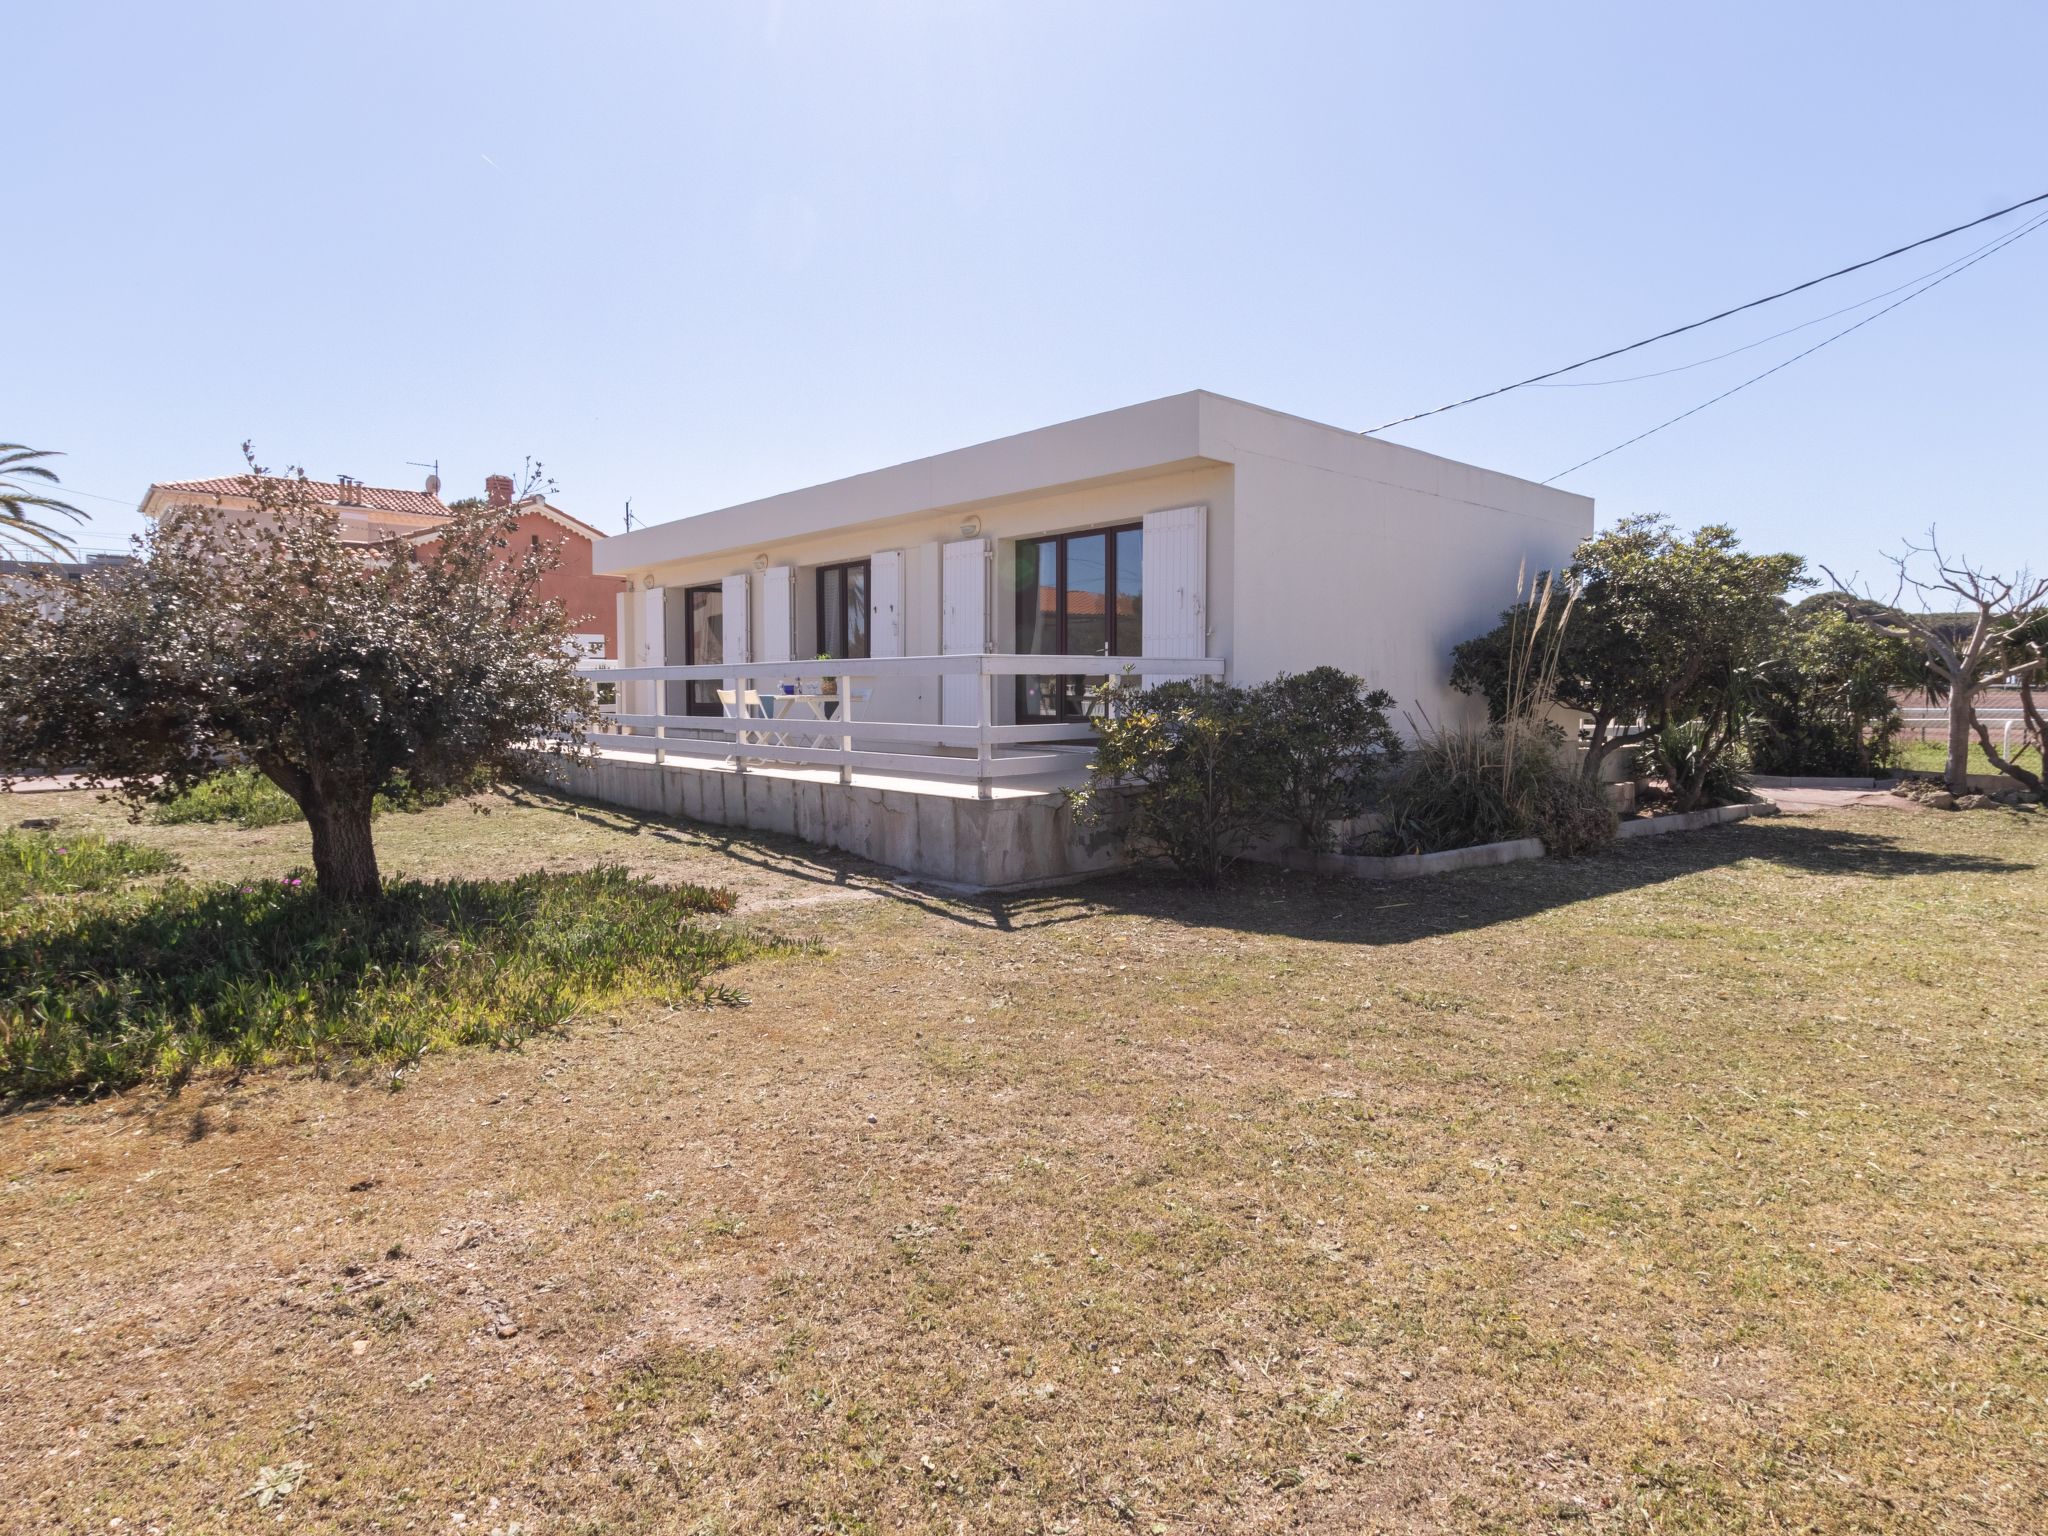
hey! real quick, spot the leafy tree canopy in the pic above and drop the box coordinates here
[0,452,592,900]
[1452,514,1809,794]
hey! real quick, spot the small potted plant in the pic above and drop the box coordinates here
[817,654,838,698]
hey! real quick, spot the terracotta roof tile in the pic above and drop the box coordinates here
[154,476,449,520]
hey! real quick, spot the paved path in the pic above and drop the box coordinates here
[2,776,93,795]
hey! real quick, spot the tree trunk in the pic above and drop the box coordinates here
[1580,713,1615,783]
[1974,717,2042,794]
[305,791,382,902]
[1946,692,1975,794]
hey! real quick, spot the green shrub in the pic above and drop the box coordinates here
[1372,723,1616,856]
[148,768,302,827]
[1077,678,1281,887]
[0,830,178,905]
[1650,719,1751,808]
[0,865,764,1098]
[1251,667,1403,851]
[148,765,494,829]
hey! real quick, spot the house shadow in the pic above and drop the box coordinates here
[904,815,2040,945]
[504,786,2038,947]
[496,784,908,897]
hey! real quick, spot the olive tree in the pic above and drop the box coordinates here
[0,453,593,901]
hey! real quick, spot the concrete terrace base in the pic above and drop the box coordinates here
[538,752,1129,890]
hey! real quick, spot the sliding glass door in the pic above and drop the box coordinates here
[1015,525,1142,720]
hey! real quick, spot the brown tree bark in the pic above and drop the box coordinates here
[1974,716,2042,795]
[305,792,381,902]
[1945,692,1976,795]
[258,756,382,902]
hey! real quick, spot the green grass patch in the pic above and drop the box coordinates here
[148,766,492,829]
[0,829,178,905]
[1891,738,2037,775]
[0,865,766,1098]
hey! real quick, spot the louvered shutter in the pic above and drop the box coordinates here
[940,537,989,724]
[759,565,794,663]
[869,549,904,658]
[721,573,752,665]
[1141,505,1207,687]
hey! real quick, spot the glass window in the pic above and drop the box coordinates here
[1015,538,1060,720]
[1012,524,1142,720]
[681,584,723,716]
[816,560,870,660]
[1113,527,1143,657]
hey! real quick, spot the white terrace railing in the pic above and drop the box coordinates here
[573,653,1224,798]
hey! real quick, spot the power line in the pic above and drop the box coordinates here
[40,485,138,507]
[1362,188,2048,434]
[1540,210,2048,485]
[1531,211,2047,389]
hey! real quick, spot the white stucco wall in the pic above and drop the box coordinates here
[1208,397,1591,726]
[603,391,1592,733]
[614,462,1234,727]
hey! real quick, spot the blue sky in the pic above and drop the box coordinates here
[10,1,2045,595]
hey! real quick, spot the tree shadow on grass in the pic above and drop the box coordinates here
[498,784,896,896]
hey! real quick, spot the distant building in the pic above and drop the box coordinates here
[0,553,138,614]
[137,470,628,656]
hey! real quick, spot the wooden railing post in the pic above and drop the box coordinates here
[837,672,854,785]
[975,662,994,801]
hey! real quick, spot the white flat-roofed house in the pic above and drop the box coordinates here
[571,391,1593,887]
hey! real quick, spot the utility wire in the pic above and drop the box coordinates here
[1532,211,2048,389]
[1540,211,2048,485]
[1362,188,2048,433]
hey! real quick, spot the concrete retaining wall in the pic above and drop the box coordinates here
[1278,836,1546,881]
[1750,774,1889,791]
[1615,802,1767,838]
[541,756,1129,890]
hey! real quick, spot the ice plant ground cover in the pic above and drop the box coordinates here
[1,786,2043,1533]
[0,818,769,1097]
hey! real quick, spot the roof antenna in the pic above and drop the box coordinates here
[407,459,442,497]
[623,497,636,532]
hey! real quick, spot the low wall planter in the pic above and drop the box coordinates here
[1615,802,1767,838]
[1278,836,1546,881]
[1749,774,1892,790]
[1278,801,1770,882]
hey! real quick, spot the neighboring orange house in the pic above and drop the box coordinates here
[139,470,628,656]
[400,475,628,657]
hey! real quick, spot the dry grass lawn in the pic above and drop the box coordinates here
[3,786,2044,1534]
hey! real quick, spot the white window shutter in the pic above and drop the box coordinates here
[636,585,667,721]
[1141,505,1207,687]
[637,585,665,667]
[869,549,904,658]
[759,565,794,662]
[940,537,989,724]
[721,573,752,664]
